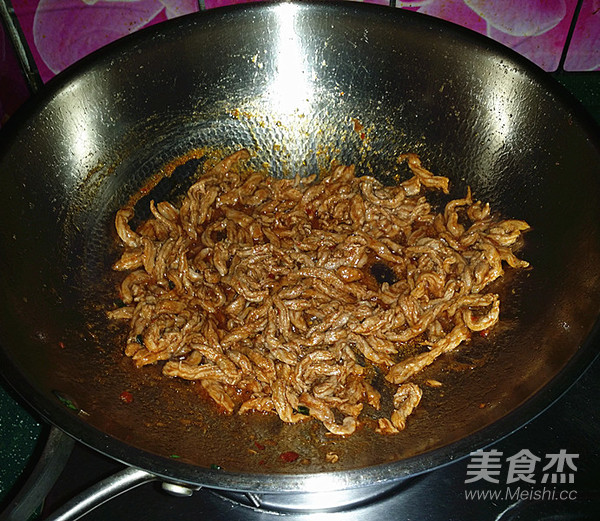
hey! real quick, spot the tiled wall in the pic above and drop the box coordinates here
[0,20,29,125]
[1,0,599,125]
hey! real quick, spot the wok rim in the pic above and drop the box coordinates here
[1,0,600,492]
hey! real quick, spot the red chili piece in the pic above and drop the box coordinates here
[279,451,299,463]
[119,391,134,404]
[254,441,265,451]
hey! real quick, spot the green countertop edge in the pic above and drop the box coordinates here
[0,382,44,510]
[553,72,600,124]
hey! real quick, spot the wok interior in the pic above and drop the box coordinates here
[1,2,600,484]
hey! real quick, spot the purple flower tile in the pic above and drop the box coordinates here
[564,0,600,71]
[12,0,199,83]
[0,21,30,126]
[408,0,579,72]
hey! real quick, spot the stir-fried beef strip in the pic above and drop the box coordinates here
[108,149,529,435]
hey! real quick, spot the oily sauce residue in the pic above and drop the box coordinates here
[126,148,208,208]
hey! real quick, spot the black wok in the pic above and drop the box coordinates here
[1,0,600,496]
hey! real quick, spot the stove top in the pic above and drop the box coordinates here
[1,72,599,521]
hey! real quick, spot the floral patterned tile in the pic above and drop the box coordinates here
[0,22,30,126]
[407,0,579,72]
[11,0,199,82]
[564,0,600,71]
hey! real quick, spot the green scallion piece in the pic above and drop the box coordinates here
[53,391,79,411]
[297,405,310,415]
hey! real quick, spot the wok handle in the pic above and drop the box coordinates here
[42,467,158,521]
[0,427,75,521]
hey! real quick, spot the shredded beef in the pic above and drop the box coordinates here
[108,149,529,435]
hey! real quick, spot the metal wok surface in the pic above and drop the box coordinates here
[0,1,600,493]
